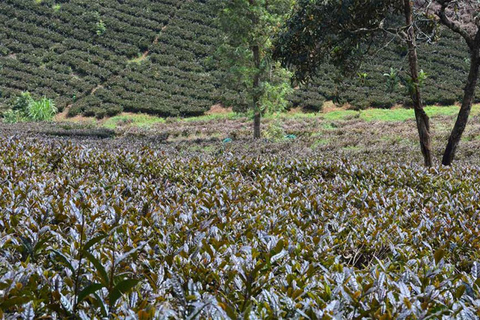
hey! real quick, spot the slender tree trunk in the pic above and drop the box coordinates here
[442,41,480,165]
[253,111,261,139]
[404,0,433,167]
[252,44,261,139]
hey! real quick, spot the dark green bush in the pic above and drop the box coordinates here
[105,104,123,116]
[94,107,107,119]
[67,105,83,117]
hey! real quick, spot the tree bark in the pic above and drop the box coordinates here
[442,40,480,165]
[252,44,261,139]
[404,0,433,167]
[253,110,261,138]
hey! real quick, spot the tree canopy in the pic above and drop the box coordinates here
[273,0,404,82]
[214,0,294,138]
[274,0,436,166]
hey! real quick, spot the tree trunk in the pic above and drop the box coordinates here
[253,110,261,138]
[252,44,261,139]
[442,42,480,165]
[404,0,433,167]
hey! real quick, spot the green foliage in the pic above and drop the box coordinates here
[105,104,123,117]
[103,113,165,129]
[0,0,221,118]
[27,97,57,121]
[260,69,294,114]
[94,108,107,119]
[0,0,478,118]
[405,69,428,96]
[13,92,34,112]
[264,120,285,139]
[1,135,480,317]
[96,19,106,36]
[67,105,83,117]
[274,0,403,81]
[214,0,294,113]
[3,92,56,123]
[384,67,400,92]
[2,110,26,123]
[357,72,368,85]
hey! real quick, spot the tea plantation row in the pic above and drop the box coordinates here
[1,136,480,318]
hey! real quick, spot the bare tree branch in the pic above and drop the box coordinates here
[437,1,475,46]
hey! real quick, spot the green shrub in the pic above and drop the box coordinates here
[96,19,107,35]
[94,108,107,119]
[105,104,123,116]
[27,97,57,121]
[84,107,99,117]
[0,0,473,117]
[264,120,285,140]
[5,93,57,123]
[13,92,34,113]
[67,105,84,117]
[2,110,26,123]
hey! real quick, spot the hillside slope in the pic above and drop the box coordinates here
[0,0,220,117]
[0,0,476,117]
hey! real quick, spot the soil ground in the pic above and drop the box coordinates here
[2,105,480,166]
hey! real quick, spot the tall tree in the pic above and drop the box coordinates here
[404,0,432,167]
[214,0,294,138]
[417,0,480,165]
[274,0,434,166]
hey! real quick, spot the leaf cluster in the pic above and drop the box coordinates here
[2,92,57,123]
[273,0,403,81]
[1,136,480,318]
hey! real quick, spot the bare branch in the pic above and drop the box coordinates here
[437,1,475,45]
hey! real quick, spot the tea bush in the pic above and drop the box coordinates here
[1,136,480,318]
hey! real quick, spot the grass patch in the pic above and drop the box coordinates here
[322,122,340,130]
[360,108,413,122]
[264,112,320,120]
[322,110,358,121]
[127,55,148,64]
[268,105,480,122]
[425,104,480,117]
[182,112,240,122]
[342,145,361,151]
[312,138,330,149]
[424,105,460,117]
[102,112,241,129]
[103,113,165,129]
[348,105,480,122]
[73,104,480,133]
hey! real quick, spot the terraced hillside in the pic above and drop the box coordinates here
[0,0,221,117]
[0,0,477,117]
[313,29,475,110]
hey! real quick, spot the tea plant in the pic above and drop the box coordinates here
[96,19,107,36]
[1,0,473,118]
[0,136,480,318]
